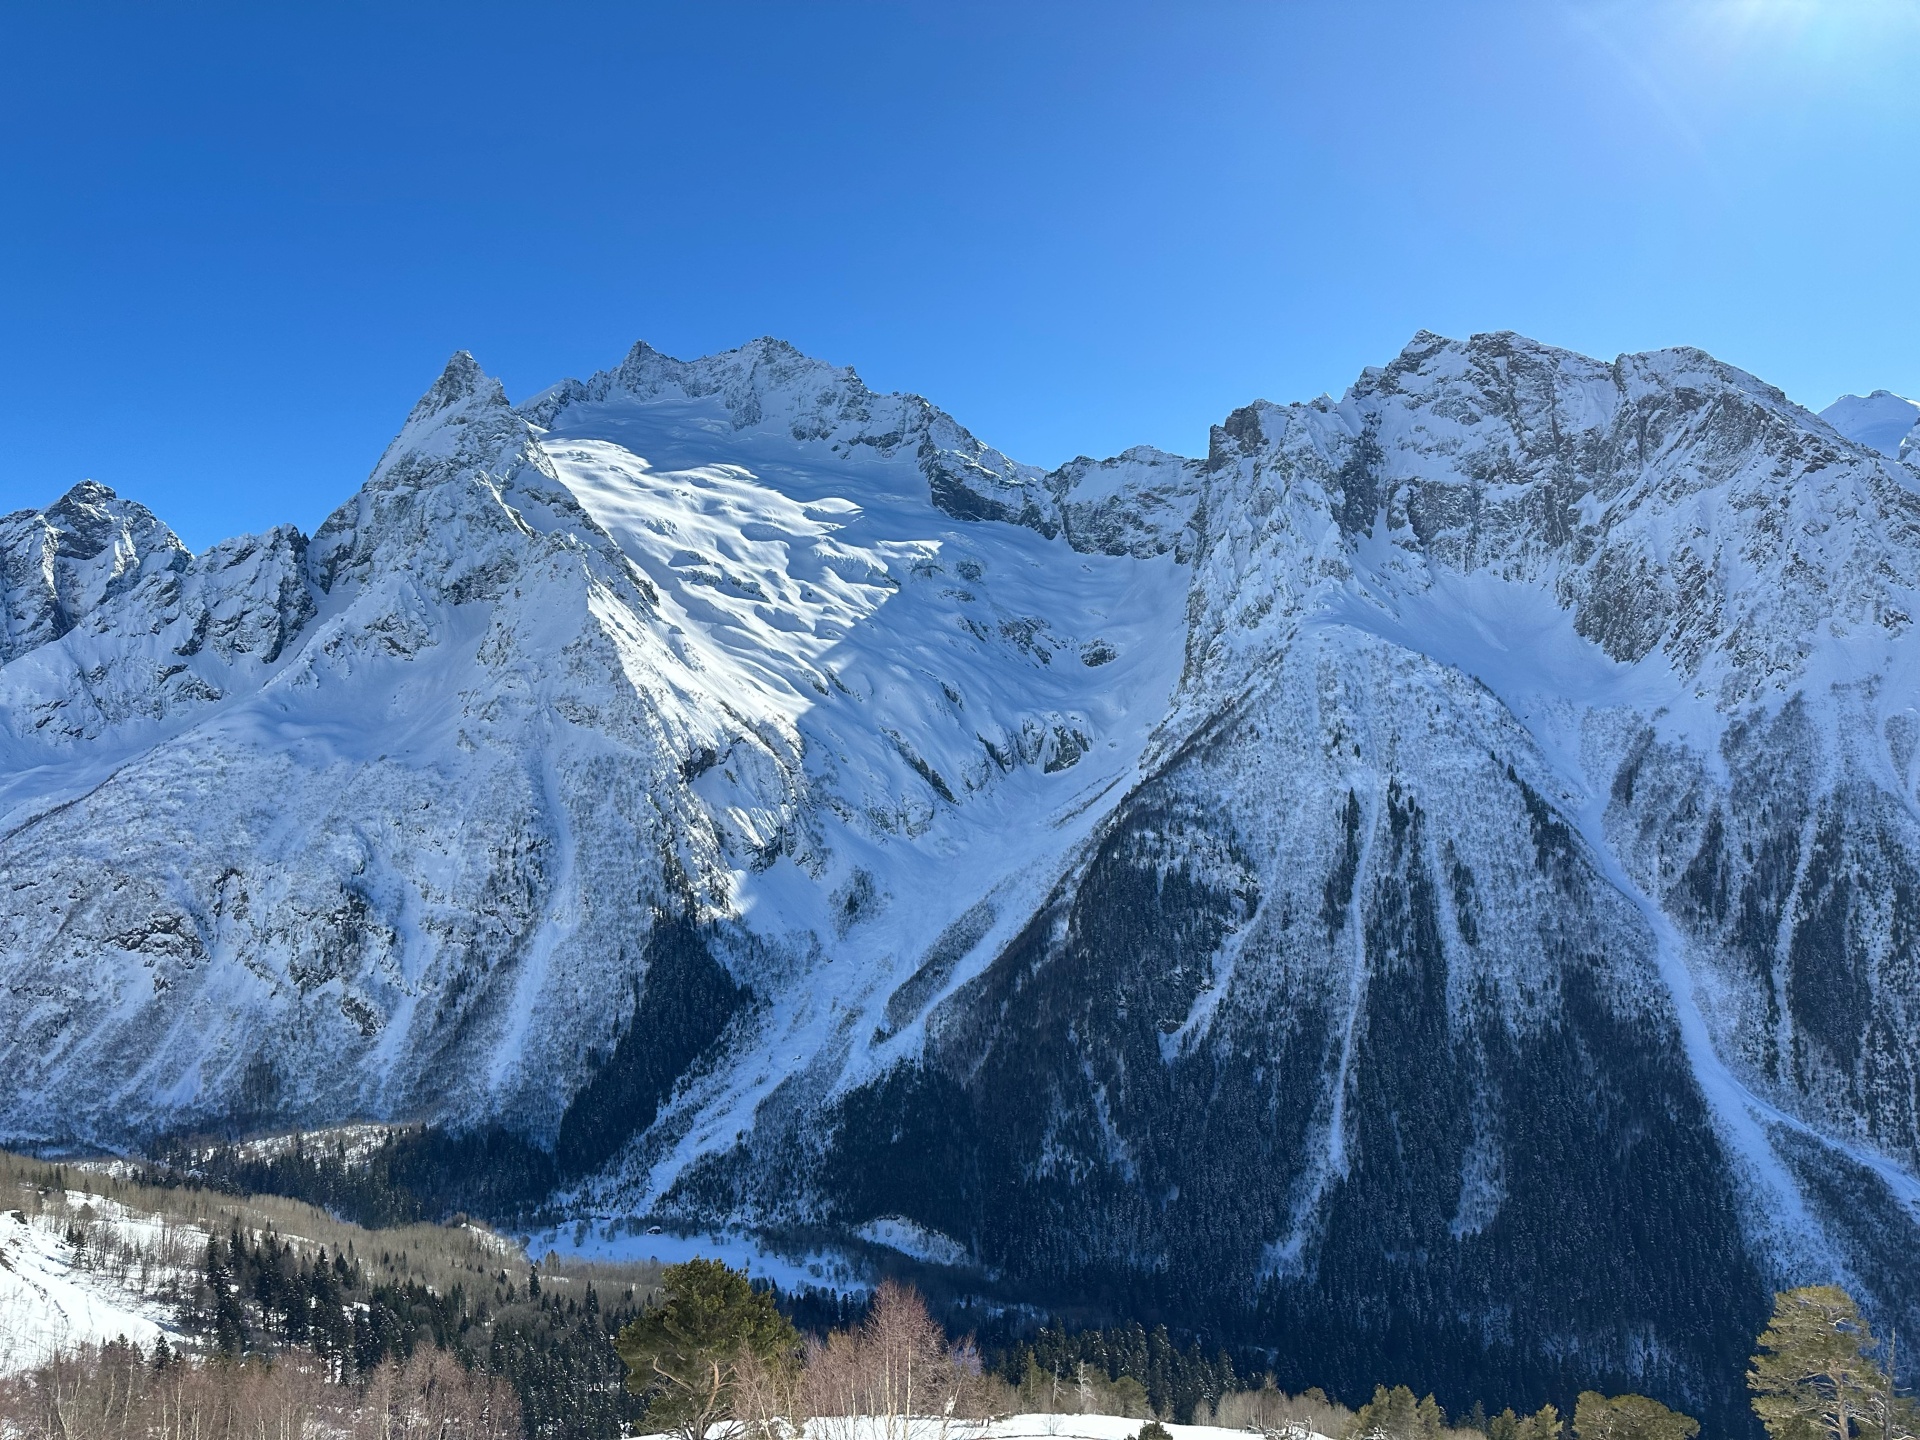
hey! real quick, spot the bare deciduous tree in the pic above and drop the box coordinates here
[0,1340,519,1440]
[798,1281,998,1440]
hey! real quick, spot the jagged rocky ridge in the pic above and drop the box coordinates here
[3,332,1919,1429]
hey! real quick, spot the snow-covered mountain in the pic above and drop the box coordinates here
[4,332,1919,1426]
[1822,389,1920,460]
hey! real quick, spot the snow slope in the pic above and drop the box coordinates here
[0,1203,183,1375]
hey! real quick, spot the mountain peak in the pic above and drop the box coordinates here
[1821,388,1920,458]
[0,478,189,663]
[608,334,865,407]
[404,350,508,428]
[49,478,121,509]
[37,480,181,561]
[521,335,897,450]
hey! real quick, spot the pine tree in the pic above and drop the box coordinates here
[1489,1405,1561,1440]
[1351,1384,1447,1440]
[612,1258,799,1440]
[203,1235,250,1356]
[1573,1392,1700,1440]
[1750,1285,1887,1440]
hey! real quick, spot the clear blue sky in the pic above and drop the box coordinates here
[3,2,1916,550]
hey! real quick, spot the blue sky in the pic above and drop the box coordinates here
[3,2,1916,550]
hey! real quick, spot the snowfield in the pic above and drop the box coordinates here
[638,1420,1330,1440]
[0,1201,188,1375]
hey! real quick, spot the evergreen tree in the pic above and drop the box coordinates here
[612,1258,799,1440]
[1488,1405,1562,1440]
[1573,1392,1699,1440]
[1750,1287,1888,1440]
[202,1235,250,1356]
[1351,1384,1447,1440]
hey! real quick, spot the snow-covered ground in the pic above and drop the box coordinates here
[223,1123,399,1165]
[527,1219,860,1293]
[962,1423,1314,1440]
[638,1418,1328,1440]
[0,1201,189,1375]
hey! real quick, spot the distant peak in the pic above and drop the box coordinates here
[578,334,877,431]
[405,351,507,427]
[43,480,168,536]
[1826,388,1918,409]
[52,479,120,509]
[1820,389,1920,458]
[620,335,847,380]
[29,478,184,567]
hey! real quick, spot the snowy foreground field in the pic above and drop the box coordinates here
[635,1422,1328,1440]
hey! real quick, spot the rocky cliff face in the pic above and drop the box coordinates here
[3,331,1917,1428]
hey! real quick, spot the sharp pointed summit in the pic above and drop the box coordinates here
[409,349,503,418]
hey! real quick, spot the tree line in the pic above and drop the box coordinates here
[606,1259,1723,1440]
[0,1149,652,1440]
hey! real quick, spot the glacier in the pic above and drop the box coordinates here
[3,330,1919,1426]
